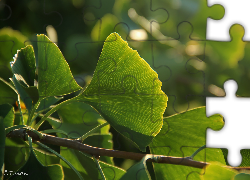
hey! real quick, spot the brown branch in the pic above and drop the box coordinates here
[6,129,250,171]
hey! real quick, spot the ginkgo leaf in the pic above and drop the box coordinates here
[37,35,82,98]
[76,32,168,151]
[201,162,237,180]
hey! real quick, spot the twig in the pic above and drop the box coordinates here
[6,129,250,171]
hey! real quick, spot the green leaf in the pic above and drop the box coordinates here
[60,148,125,180]
[57,101,103,125]
[91,14,120,41]
[36,141,82,180]
[120,154,153,180]
[76,32,168,151]
[10,45,36,86]
[93,156,106,180]
[200,162,237,180]
[0,28,29,64]
[12,75,34,113]
[60,148,98,180]
[99,160,125,180]
[0,78,17,105]
[234,172,250,180]
[223,149,250,167]
[0,117,5,179]
[4,138,29,179]
[33,148,60,166]
[0,104,14,128]
[37,34,82,97]
[0,27,29,81]
[9,138,64,180]
[150,107,226,180]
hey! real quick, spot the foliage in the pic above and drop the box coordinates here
[1,32,249,180]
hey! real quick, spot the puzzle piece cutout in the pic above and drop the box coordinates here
[207,0,250,41]
[206,79,250,167]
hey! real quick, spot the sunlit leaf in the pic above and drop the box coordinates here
[37,34,82,98]
[200,162,237,180]
[76,32,168,151]
[11,45,36,87]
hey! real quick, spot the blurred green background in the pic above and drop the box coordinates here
[1,0,250,176]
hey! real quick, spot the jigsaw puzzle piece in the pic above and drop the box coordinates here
[207,0,250,41]
[149,107,225,179]
[206,79,250,167]
[205,24,248,97]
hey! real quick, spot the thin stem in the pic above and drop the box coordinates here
[17,95,24,125]
[77,122,109,142]
[35,97,77,130]
[41,129,69,137]
[0,77,16,92]
[189,145,206,159]
[36,141,84,180]
[0,77,24,124]
[29,107,51,127]
[27,99,41,125]
[93,156,106,180]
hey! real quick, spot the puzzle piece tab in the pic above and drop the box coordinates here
[206,79,250,167]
